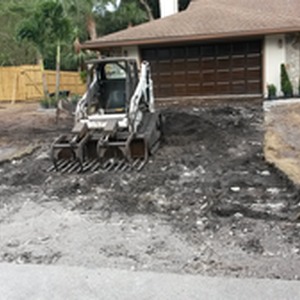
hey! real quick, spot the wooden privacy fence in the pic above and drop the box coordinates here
[0,65,86,102]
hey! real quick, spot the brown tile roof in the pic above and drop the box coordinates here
[82,0,300,49]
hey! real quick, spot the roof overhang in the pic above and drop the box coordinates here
[81,27,300,50]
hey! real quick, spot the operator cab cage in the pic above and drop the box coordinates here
[85,57,139,114]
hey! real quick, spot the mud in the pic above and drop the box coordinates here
[1,102,300,280]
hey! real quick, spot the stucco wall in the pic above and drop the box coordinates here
[121,46,139,60]
[264,33,300,97]
[285,33,300,95]
[264,34,286,97]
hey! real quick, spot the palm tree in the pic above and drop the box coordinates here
[139,0,154,21]
[17,0,72,101]
[0,0,38,65]
[42,0,72,101]
[95,0,148,35]
[17,15,49,97]
[64,0,106,41]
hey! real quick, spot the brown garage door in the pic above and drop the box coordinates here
[141,40,262,98]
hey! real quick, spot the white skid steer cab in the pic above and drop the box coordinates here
[50,57,163,173]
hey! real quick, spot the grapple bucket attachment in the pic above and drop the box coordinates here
[101,146,126,160]
[50,133,88,172]
[128,138,148,160]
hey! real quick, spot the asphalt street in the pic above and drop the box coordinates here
[0,263,300,300]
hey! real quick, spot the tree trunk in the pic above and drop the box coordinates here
[87,15,97,40]
[55,41,61,103]
[38,53,48,99]
[87,15,101,57]
[73,37,83,72]
[139,0,154,21]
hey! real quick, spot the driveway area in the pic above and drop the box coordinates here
[0,100,300,287]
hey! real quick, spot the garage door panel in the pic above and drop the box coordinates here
[174,84,187,96]
[247,68,261,80]
[150,61,159,68]
[157,49,171,59]
[187,73,200,83]
[217,70,231,82]
[158,62,172,73]
[201,58,216,70]
[247,81,261,93]
[246,55,261,66]
[142,49,156,59]
[201,83,215,94]
[232,42,247,55]
[202,71,215,82]
[248,41,261,53]
[216,82,231,93]
[159,74,173,84]
[232,82,246,93]
[202,45,216,57]
[217,44,231,56]
[172,62,186,72]
[217,58,231,69]
[232,57,246,68]
[187,60,200,70]
[232,69,246,80]
[172,47,186,59]
[158,85,173,97]
[172,73,186,83]
[142,39,262,97]
[187,47,200,58]
[187,84,201,95]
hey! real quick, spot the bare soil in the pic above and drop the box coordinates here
[1,101,300,280]
[264,100,300,186]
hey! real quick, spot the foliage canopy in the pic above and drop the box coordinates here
[0,0,191,69]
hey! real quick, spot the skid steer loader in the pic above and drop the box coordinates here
[49,57,163,173]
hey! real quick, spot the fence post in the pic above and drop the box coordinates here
[11,71,19,104]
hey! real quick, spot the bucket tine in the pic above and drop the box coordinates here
[68,161,81,173]
[47,164,56,173]
[131,158,140,169]
[91,161,101,172]
[61,161,77,173]
[137,159,147,172]
[106,160,116,172]
[57,160,71,172]
[114,159,125,172]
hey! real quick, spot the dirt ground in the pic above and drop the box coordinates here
[1,101,300,280]
[264,100,300,186]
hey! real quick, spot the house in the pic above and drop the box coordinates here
[82,0,300,99]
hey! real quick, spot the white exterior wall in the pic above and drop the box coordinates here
[285,33,300,95]
[159,0,178,18]
[121,46,140,64]
[264,34,286,97]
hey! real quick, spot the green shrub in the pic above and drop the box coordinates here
[267,84,277,99]
[40,96,58,109]
[280,64,293,97]
[40,97,49,108]
[70,94,81,105]
[80,70,87,84]
[40,93,81,109]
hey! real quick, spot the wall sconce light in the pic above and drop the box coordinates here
[278,39,283,48]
